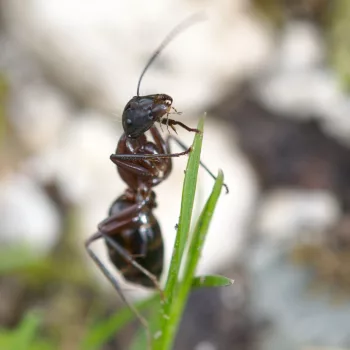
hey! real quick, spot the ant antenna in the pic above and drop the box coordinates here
[136,13,206,97]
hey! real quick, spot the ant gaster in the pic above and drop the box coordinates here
[85,13,228,340]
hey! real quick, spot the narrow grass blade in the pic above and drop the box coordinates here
[162,120,204,300]
[129,299,161,350]
[161,170,224,349]
[0,313,55,350]
[163,118,204,295]
[11,313,41,350]
[81,294,159,350]
[152,118,204,349]
[192,275,234,289]
[0,331,13,350]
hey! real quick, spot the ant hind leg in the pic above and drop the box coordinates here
[85,233,152,346]
[102,234,164,300]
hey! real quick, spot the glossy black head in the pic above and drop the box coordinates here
[122,94,172,138]
[123,15,204,139]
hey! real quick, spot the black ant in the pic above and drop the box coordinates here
[85,13,228,342]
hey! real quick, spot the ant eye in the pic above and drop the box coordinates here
[126,119,132,125]
[126,102,137,110]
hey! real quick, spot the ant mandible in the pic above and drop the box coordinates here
[85,13,229,341]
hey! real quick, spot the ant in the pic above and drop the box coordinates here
[85,13,228,343]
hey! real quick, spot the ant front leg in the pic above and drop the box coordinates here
[166,134,229,194]
[110,156,162,178]
[110,125,193,166]
[161,117,200,134]
[110,147,191,162]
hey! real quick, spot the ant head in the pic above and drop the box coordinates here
[122,94,172,138]
[122,14,204,139]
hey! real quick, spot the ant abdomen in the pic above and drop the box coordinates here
[105,195,164,288]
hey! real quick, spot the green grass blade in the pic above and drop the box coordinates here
[163,118,204,297]
[162,121,204,296]
[0,313,55,350]
[11,313,41,350]
[153,118,204,349]
[81,294,159,350]
[129,298,161,350]
[191,274,234,289]
[129,327,148,350]
[0,331,13,350]
[161,170,224,349]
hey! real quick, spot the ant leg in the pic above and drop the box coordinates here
[85,233,152,346]
[149,126,172,179]
[110,147,191,162]
[161,118,200,134]
[110,157,162,178]
[166,115,170,132]
[164,108,183,132]
[97,208,165,299]
[102,234,164,300]
[167,134,229,194]
[171,106,182,115]
[98,200,148,230]
[110,127,191,164]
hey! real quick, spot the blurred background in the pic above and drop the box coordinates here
[1,0,350,349]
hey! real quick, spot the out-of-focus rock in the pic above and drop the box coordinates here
[255,189,341,240]
[256,20,350,146]
[23,112,123,284]
[257,20,333,118]
[291,214,350,295]
[1,0,272,113]
[0,33,73,154]
[210,93,350,210]
[9,83,72,153]
[248,239,350,350]
[24,111,122,204]
[0,173,60,254]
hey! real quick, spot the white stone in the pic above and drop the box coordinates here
[1,0,272,113]
[0,33,73,154]
[256,20,350,145]
[0,173,60,254]
[255,189,341,241]
[248,240,350,350]
[25,111,122,204]
[194,341,217,350]
[277,21,324,71]
[9,83,72,152]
